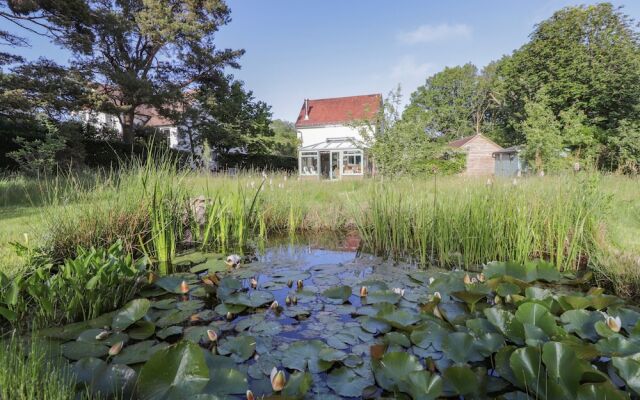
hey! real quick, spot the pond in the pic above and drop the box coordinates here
[38,238,640,399]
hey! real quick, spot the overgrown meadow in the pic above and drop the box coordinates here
[0,158,639,399]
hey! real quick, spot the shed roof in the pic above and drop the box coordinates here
[295,94,381,128]
[448,134,503,150]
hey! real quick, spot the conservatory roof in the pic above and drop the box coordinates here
[299,137,366,151]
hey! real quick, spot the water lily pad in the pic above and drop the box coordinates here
[128,321,156,340]
[282,371,313,397]
[157,325,184,339]
[443,365,478,396]
[62,341,109,360]
[214,303,247,315]
[372,352,423,391]
[176,300,205,312]
[77,329,128,346]
[399,370,442,400]
[155,275,198,294]
[612,355,640,395]
[217,335,256,362]
[201,367,248,395]
[112,340,169,365]
[327,367,373,397]
[112,299,150,331]
[357,316,391,335]
[322,286,353,303]
[225,291,274,308]
[72,357,136,399]
[152,299,176,310]
[363,290,401,305]
[280,340,333,373]
[377,308,421,329]
[561,310,604,341]
[319,347,348,362]
[383,332,411,347]
[138,341,210,399]
[155,309,192,328]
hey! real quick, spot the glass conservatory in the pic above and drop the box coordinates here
[298,138,370,180]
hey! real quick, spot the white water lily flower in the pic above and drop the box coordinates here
[270,367,286,391]
[226,254,241,267]
[433,292,442,300]
[392,288,405,297]
[250,278,258,289]
[428,277,435,285]
[207,329,218,342]
[95,330,110,341]
[359,286,368,297]
[270,301,279,310]
[606,315,622,332]
[246,390,255,400]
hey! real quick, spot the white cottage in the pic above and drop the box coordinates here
[295,94,381,180]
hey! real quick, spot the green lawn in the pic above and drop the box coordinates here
[0,206,43,274]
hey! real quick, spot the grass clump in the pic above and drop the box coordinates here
[0,337,82,400]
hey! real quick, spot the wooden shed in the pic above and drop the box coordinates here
[449,134,503,176]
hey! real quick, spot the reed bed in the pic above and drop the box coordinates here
[351,175,608,271]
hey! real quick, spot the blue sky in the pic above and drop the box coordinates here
[5,1,640,120]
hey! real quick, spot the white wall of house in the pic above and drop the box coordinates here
[297,124,373,147]
[74,110,123,134]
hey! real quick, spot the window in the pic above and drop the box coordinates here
[342,150,363,175]
[300,151,318,175]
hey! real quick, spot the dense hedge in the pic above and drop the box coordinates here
[216,153,297,172]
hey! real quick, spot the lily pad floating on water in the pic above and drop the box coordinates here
[138,341,210,400]
[216,335,256,362]
[62,341,109,360]
[327,367,373,397]
[72,357,136,399]
[112,340,169,365]
[322,285,353,303]
[372,351,423,392]
[280,340,334,373]
[484,260,562,283]
[112,299,150,331]
[76,329,128,346]
[128,320,156,340]
[224,291,275,308]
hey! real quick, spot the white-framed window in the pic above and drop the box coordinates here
[300,151,318,175]
[342,150,363,175]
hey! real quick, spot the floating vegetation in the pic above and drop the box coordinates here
[26,246,640,399]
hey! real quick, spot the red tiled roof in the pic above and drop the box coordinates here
[135,104,174,127]
[295,94,382,128]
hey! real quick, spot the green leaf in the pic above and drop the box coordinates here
[280,340,333,373]
[509,346,544,392]
[485,307,525,345]
[112,340,169,365]
[322,285,353,303]
[128,320,156,340]
[202,367,248,395]
[224,291,274,308]
[443,365,478,395]
[327,367,372,397]
[282,371,313,397]
[73,357,136,399]
[542,341,583,397]
[560,310,604,341]
[112,299,150,331]
[612,355,640,395]
[515,302,558,337]
[61,341,109,360]
[216,335,256,362]
[372,352,423,392]
[400,370,442,400]
[138,341,210,400]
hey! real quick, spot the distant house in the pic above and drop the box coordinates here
[449,134,504,176]
[75,105,190,152]
[295,94,381,180]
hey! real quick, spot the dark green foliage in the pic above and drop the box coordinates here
[215,153,297,172]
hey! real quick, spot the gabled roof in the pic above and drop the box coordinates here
[295,94,382,128]
[448,134,503,149]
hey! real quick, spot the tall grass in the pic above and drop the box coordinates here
[352,175,608,271]
[0,336,86,400]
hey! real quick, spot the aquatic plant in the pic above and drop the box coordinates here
[20,251,640,399]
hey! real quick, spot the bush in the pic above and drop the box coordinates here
[216,153,297,171]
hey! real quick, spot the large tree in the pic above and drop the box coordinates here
[498,3,640,143]
[2,0,244,143]
[403,63,503,142]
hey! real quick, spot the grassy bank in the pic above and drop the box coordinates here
[0,163,638,296]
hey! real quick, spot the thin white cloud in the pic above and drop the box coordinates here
[397,23,472,44]
[389,55,437,98]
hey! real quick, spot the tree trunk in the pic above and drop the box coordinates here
[122,109,136,144]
